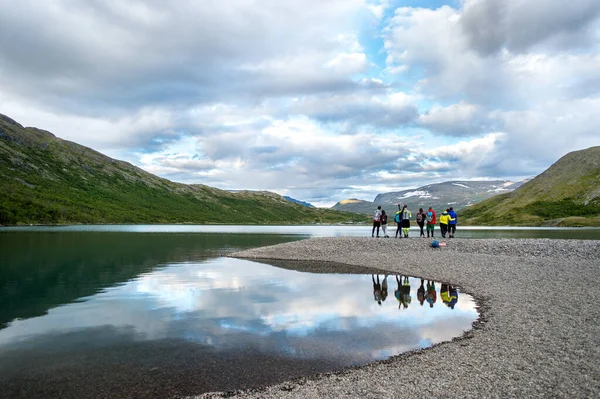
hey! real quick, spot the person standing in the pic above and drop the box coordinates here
[439,209,450,238]
[372,205,382,238]
[416,208,426,237]
[394,205,402,238]
[380,210,390,238]
[401,204,411,238]
[448,207,458,238]
[426,206,436,238]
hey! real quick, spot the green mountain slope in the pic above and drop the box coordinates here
[459,146,600,226]
[0,114,365,225]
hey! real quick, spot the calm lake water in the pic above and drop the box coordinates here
[0,225,597,398]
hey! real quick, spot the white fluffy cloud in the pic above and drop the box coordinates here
[383,0,600,184]
[1,0,599,207]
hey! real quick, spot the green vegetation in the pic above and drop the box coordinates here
[525,198,600,219]
[459,146,600,226]
[0,114,367,225]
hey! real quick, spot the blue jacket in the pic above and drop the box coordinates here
[448,209,458,225]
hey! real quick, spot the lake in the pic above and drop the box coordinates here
[0,225,597,398]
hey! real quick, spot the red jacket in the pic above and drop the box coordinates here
[426,210,437,225]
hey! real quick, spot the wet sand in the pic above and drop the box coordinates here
[191,237,600,398]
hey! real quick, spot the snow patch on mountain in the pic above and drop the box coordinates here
[397,191,431,199]
[452,183,470,189]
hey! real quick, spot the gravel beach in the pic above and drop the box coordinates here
[193,237,600,399]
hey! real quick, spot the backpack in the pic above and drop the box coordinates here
[394,213,401,223]
[416,213,423,223]
[426,211,433,223]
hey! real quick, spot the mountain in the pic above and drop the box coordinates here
[332,180,516,214]
[505,178,531,190]
[0,114,365,225]
[282,196,315,208]
[459,146,600,226]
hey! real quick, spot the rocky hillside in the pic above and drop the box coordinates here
[459,146,600,226]
[0,114,364,225]
[332,180,518,214]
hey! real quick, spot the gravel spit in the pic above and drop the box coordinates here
[190,237,600,399]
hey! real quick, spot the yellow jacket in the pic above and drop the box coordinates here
[439,213,450,225]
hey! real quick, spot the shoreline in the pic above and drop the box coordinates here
[192,237,600,398]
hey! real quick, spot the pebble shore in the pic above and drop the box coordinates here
[193,237,600,399]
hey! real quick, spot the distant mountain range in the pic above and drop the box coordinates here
[332,180,529,215]
[283,196,315,208]
[460,146,600,226]
[0,114,364,225]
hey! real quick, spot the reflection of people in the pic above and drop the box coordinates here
[394,276,401,306]
[448,285,458,309]
[395,275,411,308]
[426,280,437,308]
[417,279,425,306]
[381,274,389,302]
[372,274,382,305]
[441,283,458,309]
[372,206,382,238]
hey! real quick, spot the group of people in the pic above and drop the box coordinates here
[372,275,458,309]
[372,204,458,239]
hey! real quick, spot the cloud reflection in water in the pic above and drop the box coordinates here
[0,258,478,365]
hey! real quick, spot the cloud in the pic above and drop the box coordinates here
[1,0,600,206]
[0,0,368,113]
[418,102,492,136]
[288,91,419,128]
[381,0,600,178]
[459,0,600,55]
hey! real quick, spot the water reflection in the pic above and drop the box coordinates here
[0,257,477,367]
[0,232,300,329]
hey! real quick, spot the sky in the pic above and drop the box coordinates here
[1,0,599,207]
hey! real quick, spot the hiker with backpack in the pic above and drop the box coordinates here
[394,205,403,238]
[416,208,426,237]
[426,206,436,238]
[400,204,411,238]
[372,205,382,238]
[448,207,458,238]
